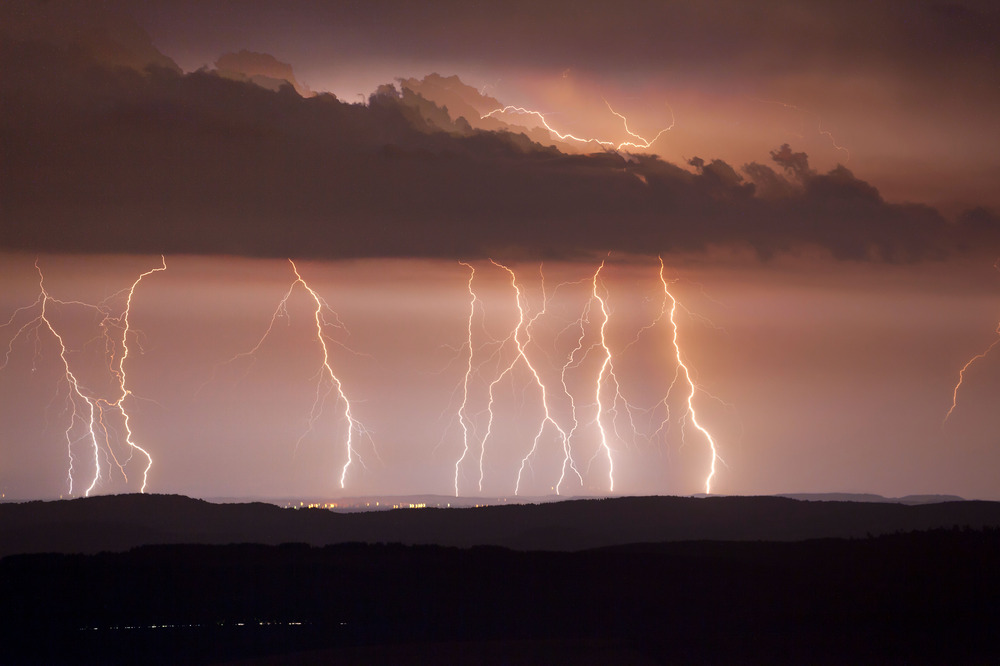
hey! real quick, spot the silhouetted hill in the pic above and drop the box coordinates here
[3,493,1000,556]
[776,492,966,504]
[3,530,998,665]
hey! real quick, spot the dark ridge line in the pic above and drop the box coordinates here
[3,492,1000,557]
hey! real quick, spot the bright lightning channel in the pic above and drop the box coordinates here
[482,99,674,152]
[453,262,478,497]
[226,259,372,489]
[755,98,851,163]
[572,260,645,492]
[471,261,575,495]
[552,275,593,495]
[453,261,584,496]
[655,257,721,494]
[500,262,575,496]
[945,321,1000,423]
[590,260,616,492]
[452,258,724,496]
[945,260,1000,423]
[103,257,166,494]
[0,257,165,495]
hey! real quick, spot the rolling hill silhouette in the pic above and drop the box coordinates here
[3,492,1000,556]
[3,494,999,665]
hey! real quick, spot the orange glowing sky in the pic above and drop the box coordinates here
[2,253,998,501]
[1,1,998,501]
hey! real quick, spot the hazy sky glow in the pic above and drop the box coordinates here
[1,1,998,500]
[1,253,998,500]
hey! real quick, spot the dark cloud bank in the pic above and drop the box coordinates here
[1,13,997,262]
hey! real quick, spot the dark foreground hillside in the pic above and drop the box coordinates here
[2,529,998,665]
[4,493,1000,555]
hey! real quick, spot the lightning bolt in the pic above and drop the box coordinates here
[573,260,647,493]
[553,276,593,495]
[463,260,521,493]
[817,119,851,163]
[449,257,725,496]
[945,260,1000,423]
[220,259,372,489]
[0,257,165,495]
[473,261,574,494]
[603,99,676,151]
[37,276,101,497]
[451,261,583,496]
[574,258,724,494]
[482,99,674,152]
[500,262,576,496]
[755,98,851,163]
[656,257,722,494]
[590,260,616,492]
[102,257,166,493]
[453,262,478,497]
[945,321,1000,423]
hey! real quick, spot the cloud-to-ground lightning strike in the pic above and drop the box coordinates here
[3,256,724,498]
[451,257,724,496]
[552,276,593,496]
[656,257,722,494]
[465,261,576,495]
[0,257,165,495]
[498,262,575,496]
[589,260,617,492]
[945,260,1000,423]
[569,259,724,494]
[944,323,1000,422]
[481,99,674,152]
[102,257,166,494]
[450,261,583,496]
[223,259,372,489]
[561,260,647,494]
[453,262,478,497]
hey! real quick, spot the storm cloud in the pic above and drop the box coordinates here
[1,6,997,262]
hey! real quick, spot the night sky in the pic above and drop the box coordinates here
[1,1,998,501]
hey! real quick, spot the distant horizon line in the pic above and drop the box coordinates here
[0,491,973,506]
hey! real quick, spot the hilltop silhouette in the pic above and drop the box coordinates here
[2,494,999,664]
[3,493,1000,556]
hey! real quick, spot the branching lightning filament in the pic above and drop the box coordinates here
[0,257,165,495]
[463,261,577,495]
[482,99,674,152]
[451,258,723,496]
[4,256,727,498]
[656,257,721,493]
[222,259,374,489]
[454,262,478,497]
[945,260,1000,423]
[945,322,1000,423]
[590,260,616,491]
